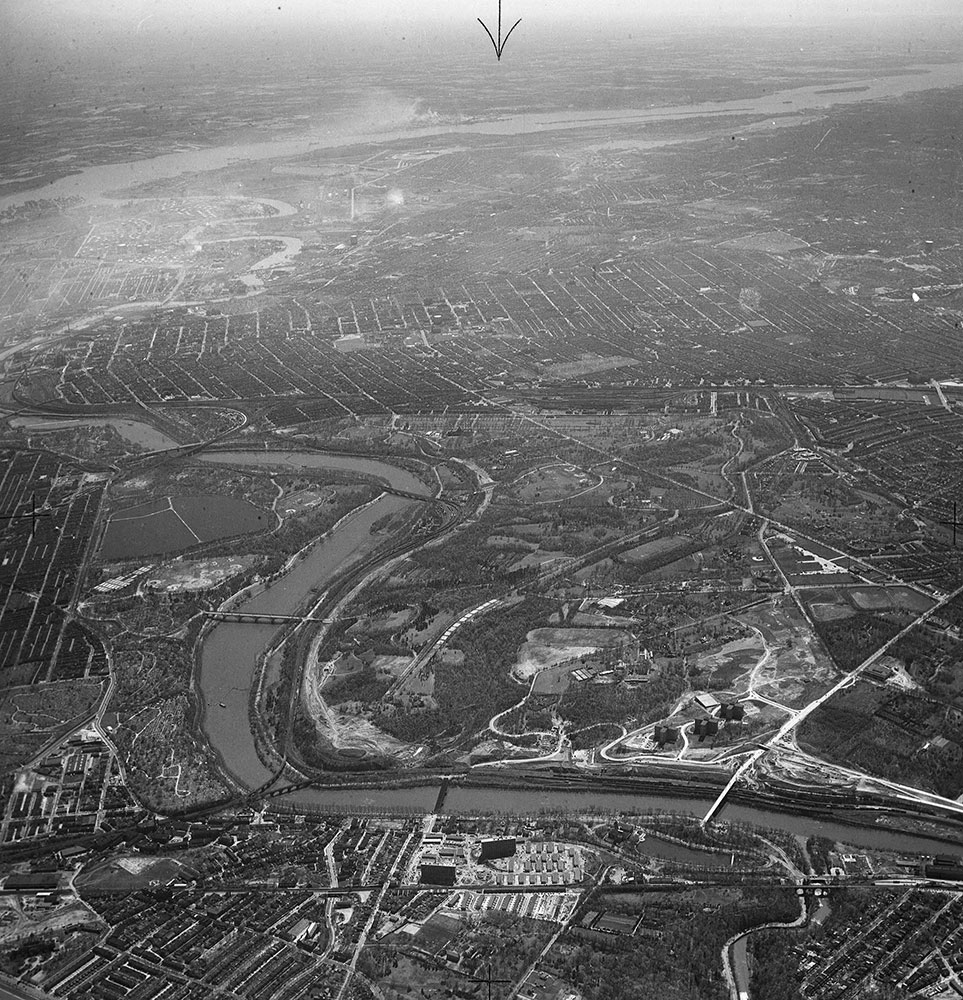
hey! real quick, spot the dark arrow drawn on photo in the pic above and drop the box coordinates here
[0,492,51,539]
[936,500,963,547]
[478,0,522,61]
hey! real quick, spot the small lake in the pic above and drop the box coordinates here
[10,415,178,451]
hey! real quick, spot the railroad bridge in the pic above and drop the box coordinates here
[203,611,336,625]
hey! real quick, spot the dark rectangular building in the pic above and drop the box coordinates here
[479,838,516,861]
[419,863,457,886]
[925,863,963,881]
[4,873,60,891]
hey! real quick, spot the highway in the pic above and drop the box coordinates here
[702,580,963,824]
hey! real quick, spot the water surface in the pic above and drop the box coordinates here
[197,450,426,787]
[3,62,959,213]
[10,415,178,450]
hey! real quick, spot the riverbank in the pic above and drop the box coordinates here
[197,490,416,788]
[2,62,960,216]
[231,768,963,855]
[193,447,439,786]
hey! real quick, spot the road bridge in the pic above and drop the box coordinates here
[702,581,963,824]
[203,611,340,625]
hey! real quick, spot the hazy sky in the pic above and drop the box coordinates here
[2,0,959,94]
[5,0,960,35]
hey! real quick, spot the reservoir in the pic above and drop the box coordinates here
[10,415,178,451]
[196,450,429,788]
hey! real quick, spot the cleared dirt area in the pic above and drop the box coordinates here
[515,627,633,679]
[696,635,764,691]
[302,655,410,757]
[144,555,258,592]
[76,856,192,891]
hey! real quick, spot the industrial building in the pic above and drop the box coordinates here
[419,863,458,886]
[479,837,516,861]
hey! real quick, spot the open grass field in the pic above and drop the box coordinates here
[848,586,936,614]
[811,602,857,622]
[532,662,579,695]
[621,534,694,564]
[888,587,936,613]
[75,856,196,891]
[512,464,600,504]
[849,588,894,611]
[99,494,269,560]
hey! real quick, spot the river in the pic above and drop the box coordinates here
[197,450,429,496]
[196,450,429,788]
[198,236,304,290]
[191,449,963,856]
[2,62,961,214]
[267,783,962,858]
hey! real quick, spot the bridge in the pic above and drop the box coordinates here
[203,611,339,625]
[384,487,467,515]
